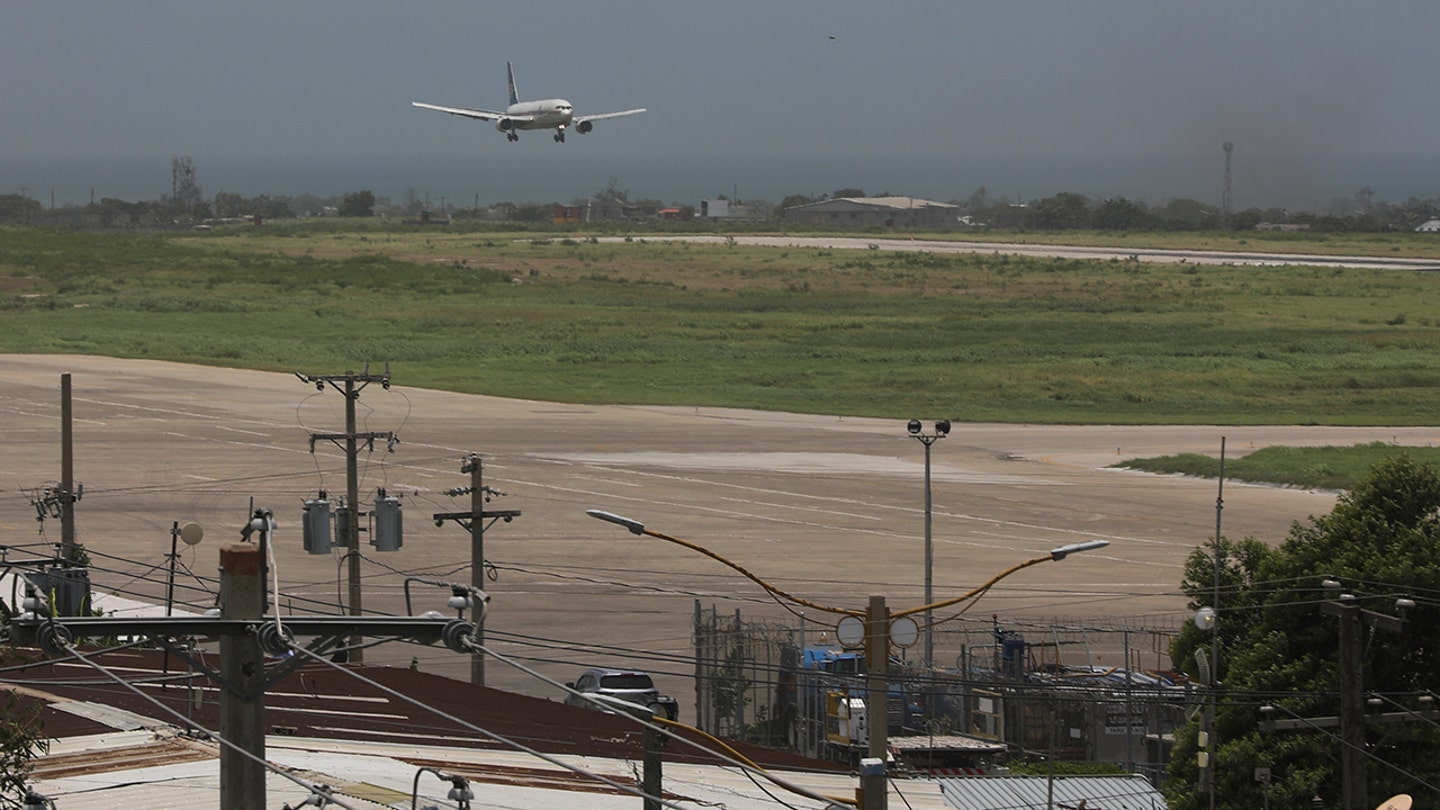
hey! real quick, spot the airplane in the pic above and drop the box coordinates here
[412,61,646,143]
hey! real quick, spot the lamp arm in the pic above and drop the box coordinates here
[892,553,1051,619]
[644,528,857,617]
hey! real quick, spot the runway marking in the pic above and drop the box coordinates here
[508,461,1188,554]
[217,426,270,437]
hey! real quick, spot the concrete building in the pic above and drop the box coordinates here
[782,196,959,228]
[699,198,765,221]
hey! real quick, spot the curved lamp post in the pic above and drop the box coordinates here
[586,508,1108,810]
[411,766,473,810]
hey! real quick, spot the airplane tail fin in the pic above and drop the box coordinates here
[506,61,519,107]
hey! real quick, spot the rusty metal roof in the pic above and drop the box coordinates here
[9,645,896,808]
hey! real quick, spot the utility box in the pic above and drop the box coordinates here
[372,490,402,551]
[302,496,333,555]
[31,567,93,617]
[335,505,351,548]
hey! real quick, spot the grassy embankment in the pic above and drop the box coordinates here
[4,223,1440,435]
[1114,441,1440,491]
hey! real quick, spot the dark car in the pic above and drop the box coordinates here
[564,668,679,720]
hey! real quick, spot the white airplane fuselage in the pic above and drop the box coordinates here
[498,99,574,133]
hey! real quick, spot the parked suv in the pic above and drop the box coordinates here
[564,668,679,720]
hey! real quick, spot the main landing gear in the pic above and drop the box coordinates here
[553,129,566,143]
[507,132,519,142]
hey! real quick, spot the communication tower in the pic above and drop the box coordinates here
[1222,142,1234,220]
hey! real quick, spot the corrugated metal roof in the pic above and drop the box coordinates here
[27,731,958,810]
[938,774,1168,810]
[788,196,958,211]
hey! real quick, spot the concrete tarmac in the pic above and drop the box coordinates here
[4,355,1435,701]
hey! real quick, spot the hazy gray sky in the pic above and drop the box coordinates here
[4,0,1437,160]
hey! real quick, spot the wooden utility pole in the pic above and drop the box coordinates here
[432,454,520,686]
[468,455,486,685]
[861,594,889,810]
[1262,597,1411,810]
[219,543,266,810]
[60,373,77,562]
[15,535,474,810]
[298,367,395,663]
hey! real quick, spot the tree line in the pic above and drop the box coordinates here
[5,170,1438,232]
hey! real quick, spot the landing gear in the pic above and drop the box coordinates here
[554,129,566,143]
[507,132,519,142]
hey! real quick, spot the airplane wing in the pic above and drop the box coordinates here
[574,108,647,124]
[410,101,536,123]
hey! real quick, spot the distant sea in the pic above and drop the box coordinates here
[4,153,1438,212]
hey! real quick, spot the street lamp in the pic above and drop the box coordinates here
[585,508,1108,810]
[906,419,949,670]
[411,767,473,810]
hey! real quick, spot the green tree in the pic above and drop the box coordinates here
[1033,192,1090,229]
[0,688,48,803]
[832,188,866,199]
[338,190,376,217]
[1157,198,1221,230]
[0,194,42,224]
[1164,455,1440,810]
[1092,196,1151,231]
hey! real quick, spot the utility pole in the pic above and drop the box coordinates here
[219,542,266,810]
[13,526,477,810]
[861,594,889,810]
[60,373,78,563]
[297,366,396,663]
[1321,595,1406,810]
[432,454,520,685]
[1259,585,1414,810]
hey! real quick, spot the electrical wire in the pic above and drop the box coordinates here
[461,637,858,808]
[282,643,697,810]
[50,642,363,810]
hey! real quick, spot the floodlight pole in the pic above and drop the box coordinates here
[906,419,949,670]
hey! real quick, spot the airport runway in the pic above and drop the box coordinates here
[602,235,1440,271]
[4,355,1436,700]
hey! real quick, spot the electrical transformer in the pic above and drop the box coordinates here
[372,490,403,551]
[302,495,333,555]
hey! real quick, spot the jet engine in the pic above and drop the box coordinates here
[577,120,594,134]
[496,119,515,131]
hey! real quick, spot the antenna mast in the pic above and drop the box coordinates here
[1222,142,1234,221]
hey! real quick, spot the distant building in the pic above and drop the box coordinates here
[782,196,958,228]
[700,198,765,221]
[1415,218,1440,233]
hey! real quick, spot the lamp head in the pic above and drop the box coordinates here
[447,776,474,802]
[586,509,645,535]
[907,419,922,435]
[1049,539,1109,560]
[935,419,951,435]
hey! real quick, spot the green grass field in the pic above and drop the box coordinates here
[1113,442,1440,490]
[5,222,1440,426]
